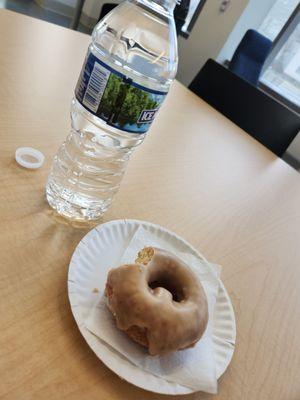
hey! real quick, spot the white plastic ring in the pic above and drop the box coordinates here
[15,147,45,169]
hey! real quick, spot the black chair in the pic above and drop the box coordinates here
[189,59,300,157]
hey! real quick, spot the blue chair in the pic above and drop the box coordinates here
[229,29,272,86]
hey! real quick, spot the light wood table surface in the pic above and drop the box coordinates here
[1,9,300,400]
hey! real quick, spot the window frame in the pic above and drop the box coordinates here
[258,3,300,114]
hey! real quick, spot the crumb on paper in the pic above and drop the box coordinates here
[92,288,99,293]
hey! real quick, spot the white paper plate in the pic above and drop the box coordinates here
[68,219,236,395]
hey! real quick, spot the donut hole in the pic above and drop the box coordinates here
[148,280,185,302]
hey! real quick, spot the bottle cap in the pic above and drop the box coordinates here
[15,147,45,169]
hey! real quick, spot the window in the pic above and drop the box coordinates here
[258,1,300,111]
[259,0,298,40]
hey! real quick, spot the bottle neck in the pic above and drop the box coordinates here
[135,0,177,16]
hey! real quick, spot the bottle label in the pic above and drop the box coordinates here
[75,51,168,134]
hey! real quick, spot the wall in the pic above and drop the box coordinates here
[83,0,102,19]
[82,0,119,26]
[217,0,275,64]
[56,0,74,5]
[35,0,76,16]
[82,0,103,18]
[176,0,249,86]
[36,0,119,24]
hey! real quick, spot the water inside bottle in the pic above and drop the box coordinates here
[46,0,178,221]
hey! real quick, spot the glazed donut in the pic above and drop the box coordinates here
[105,247,208,356]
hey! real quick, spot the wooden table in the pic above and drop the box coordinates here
[0,9,300,400]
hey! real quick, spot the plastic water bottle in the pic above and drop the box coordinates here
[46,0,178,221]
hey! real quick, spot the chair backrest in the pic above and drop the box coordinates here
[189,59,300,157]
[229,29,272,86]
